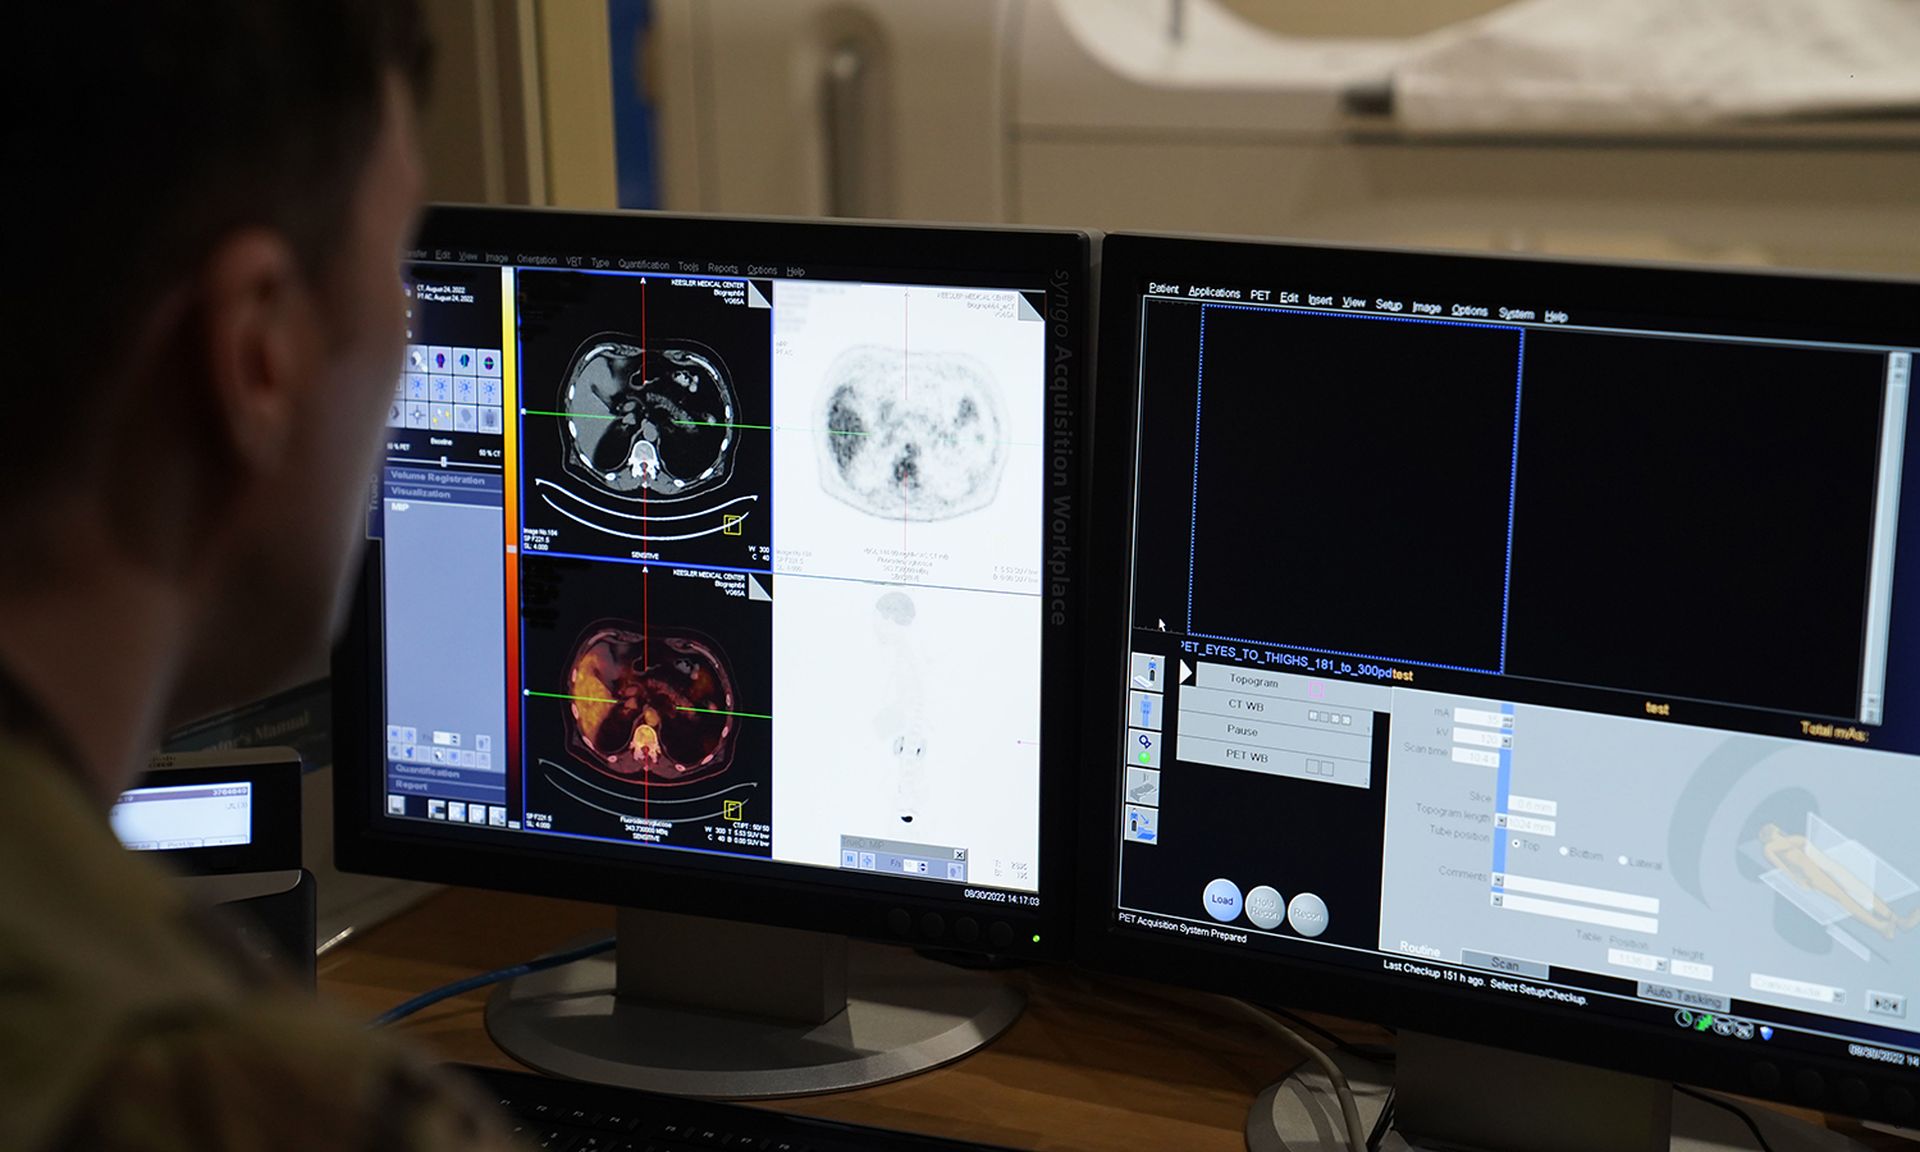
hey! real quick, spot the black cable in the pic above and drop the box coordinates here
[370,936,616,1027]
[1674,1086,1776,1152]
[1364,1087,1397,1152]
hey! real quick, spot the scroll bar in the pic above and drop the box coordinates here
[1859,351,1910,725]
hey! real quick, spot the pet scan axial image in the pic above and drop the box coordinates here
[815,346,1007,521]
[564,622,741,787]
[561,335,739,499]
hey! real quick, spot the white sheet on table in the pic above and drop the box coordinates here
[1389,0,1920,132]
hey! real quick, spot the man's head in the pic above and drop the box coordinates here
[7,2,431,726]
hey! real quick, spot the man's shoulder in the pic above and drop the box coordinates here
[0,735,514,1151]
[0,734,228,996]
[42,996,515,1152]
[0,733,238,1145]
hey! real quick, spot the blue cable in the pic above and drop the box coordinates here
[370,936,617,1027]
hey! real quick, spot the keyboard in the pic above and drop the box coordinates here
[450,1063,1019,1152]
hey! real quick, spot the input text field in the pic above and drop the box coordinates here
[1496,873,1660,914]
[1451,746,1499,768]
[1454,707,1513,730]
[1495,892,1659,934]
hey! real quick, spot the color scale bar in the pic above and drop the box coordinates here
[501,266,522,779]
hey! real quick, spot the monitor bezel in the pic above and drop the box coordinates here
[1077,231,1920,1122]
[336,206,1090,960]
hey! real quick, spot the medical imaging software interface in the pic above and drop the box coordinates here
[1114,265,1919,1073]
[375,248,1051,904]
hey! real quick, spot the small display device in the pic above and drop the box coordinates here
[112,780,253,851]
[1085,233,1919,1128]
[117,748,310,981]
[337,209,1087,958]
[117,749,302,875]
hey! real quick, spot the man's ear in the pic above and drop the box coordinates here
[199,229,319,475]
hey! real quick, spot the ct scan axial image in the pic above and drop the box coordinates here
[815,346,1007,520]
[564,622,741,787]
[561,335,739,500]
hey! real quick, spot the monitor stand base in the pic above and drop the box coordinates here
[1245,1031,1865,1152]
[486,908,1024,1099]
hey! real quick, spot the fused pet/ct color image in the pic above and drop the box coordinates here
[815,346,1007,521]
[565,622,739,787]
[560,336,738,500]
[519,556,774,856]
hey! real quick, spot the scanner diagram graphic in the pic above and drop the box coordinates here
[1747,812,1920,961]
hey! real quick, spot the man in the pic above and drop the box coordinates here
[1,4,515,1148]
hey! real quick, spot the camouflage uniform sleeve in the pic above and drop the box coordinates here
[49,995,527,1152]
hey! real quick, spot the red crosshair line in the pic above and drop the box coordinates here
[902,288,910,549]
[642,276,651,819]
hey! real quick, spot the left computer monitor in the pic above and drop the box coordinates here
[333,207,1089,1095]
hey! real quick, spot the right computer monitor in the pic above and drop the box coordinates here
[1086,233,1918,1134]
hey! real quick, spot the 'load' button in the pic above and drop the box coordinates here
[1204,878,1243,922]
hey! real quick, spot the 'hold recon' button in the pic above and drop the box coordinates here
[1204,878,1243,922]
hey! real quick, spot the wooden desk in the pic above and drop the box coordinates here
[319,888,1900,1151]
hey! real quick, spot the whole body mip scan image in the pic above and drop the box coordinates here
[0,4,520,1149]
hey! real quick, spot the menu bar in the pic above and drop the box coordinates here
[1147,280,1569,327]
[409,246,805,279]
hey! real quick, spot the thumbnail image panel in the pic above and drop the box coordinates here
[396,262,506,439]
[770,574,1042,892]
[519,554,774,858]
[770,280,1047,594]
[517,270,772,570]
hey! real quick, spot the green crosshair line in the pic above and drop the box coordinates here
[522,408,617,421]
[529,411,1030,447]
[672,418,1035,447]
[671,419,866,436]
[524,689,617,704]
[525,691,770,722]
